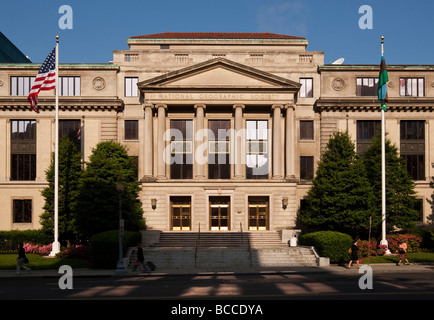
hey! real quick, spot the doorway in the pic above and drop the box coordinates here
[209,196,230,231]
[248,196,269,231]
[170,196,191,231]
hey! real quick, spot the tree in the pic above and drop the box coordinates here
[298,132,377,238]
[74,141,145,240]
[40,137,82,244]
[363,131,419,230]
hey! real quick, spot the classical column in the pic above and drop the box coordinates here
[285,105,296,180]
[194,104,206,179]
[156,104,167,179]
[272,105,283,179]
[233,104,245,179]
[143,103,153,178]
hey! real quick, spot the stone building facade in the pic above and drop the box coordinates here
[0,32,432,232]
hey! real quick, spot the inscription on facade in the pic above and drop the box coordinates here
[145,92,291,102]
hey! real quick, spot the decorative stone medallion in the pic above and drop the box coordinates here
[332,78,345,91]
[0,80,3,87]
[92,77,106,91]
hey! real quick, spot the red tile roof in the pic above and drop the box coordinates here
[130,32,305,40]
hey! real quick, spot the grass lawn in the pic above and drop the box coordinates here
[0,254,91,270]
[361,252,434,264]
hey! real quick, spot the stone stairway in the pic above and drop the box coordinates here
[127,231,319,269]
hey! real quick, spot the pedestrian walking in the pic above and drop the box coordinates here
[396,240,410,266]
[16,243,31,274]
[133,243,147,271]
[347,239,360,269]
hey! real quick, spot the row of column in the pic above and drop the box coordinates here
[142,103,296,180]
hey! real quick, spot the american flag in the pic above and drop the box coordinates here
[27,47,56,113]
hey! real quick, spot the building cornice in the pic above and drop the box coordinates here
[0,96,124,112]
[315,97,434,112]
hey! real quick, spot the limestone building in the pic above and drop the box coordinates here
[0,32,432,233]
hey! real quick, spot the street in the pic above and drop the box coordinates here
[1,269,434,301]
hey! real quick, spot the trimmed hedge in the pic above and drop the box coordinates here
[299,231,353,264]
[89,230,141,268]
[0,230,52,253]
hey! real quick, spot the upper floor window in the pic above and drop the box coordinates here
[124,120,138,140]
[59,76,80,96]
[400,120,425,180]
[10,76,36,96]
[125,77,138,97]
[300,120,314,140]
[299,78,313,98]
[170,120,193,179]
[208,120,230,179]
[357,120,380,155]
[400,78,424,97]
[59,120,81,151]
[246,120,268,179]
[11,120,36,181]
[125,54,139,62]
[356,78,378,96]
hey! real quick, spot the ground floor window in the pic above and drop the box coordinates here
[13,199,32,223]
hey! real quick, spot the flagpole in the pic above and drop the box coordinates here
[50,35,61,256]
[380,35,390,254]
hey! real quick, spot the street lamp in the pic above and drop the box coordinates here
[116,181,126,274]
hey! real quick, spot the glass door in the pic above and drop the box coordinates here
[209,196,230,231]
[248,197,269,231]
[170,196,191,231]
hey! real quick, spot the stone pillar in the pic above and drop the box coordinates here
[272,105,283,179]
[143,103,153,178]
[285,105,296,180]
[156,104,167,179]
[194,104,206,179]
[233,104,245,179]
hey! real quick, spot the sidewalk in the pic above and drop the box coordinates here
[2,263,434,278]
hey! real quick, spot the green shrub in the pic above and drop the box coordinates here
[299,231,353,263]
[0,230,52,253]
[89,230,141,268]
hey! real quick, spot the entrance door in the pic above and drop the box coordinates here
[248,197,269,231]
[209,196,230,231]
[170,196,191,231]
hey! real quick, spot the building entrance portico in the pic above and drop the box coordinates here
[138,57,301,232]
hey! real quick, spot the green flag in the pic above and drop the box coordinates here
[377,55,388,111]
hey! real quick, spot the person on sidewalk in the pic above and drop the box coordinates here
[16,243,31,274]
[132,243,148,272]
[397,240,410,266]
[347,239,360,269]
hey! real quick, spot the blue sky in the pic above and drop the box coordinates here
[1,0,433,65]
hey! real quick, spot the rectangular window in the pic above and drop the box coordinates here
[170,120,193,179]
[300,120,314,140]
[125,77,138,97]
[400,78,425,97]
[11,120,36,181]
[400,120,425,180]
[125,54,139,62]
[13,199,32,223]
[124,120,138,140]
[208,120,230,179]
[300,78,313,98]
[10,76,36,96]
[246,120,268,179]
[59,120,81,151]
[356,120,381,154]
[59,76,80,96]
[356,78,379,96]
[300,156,314,180]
